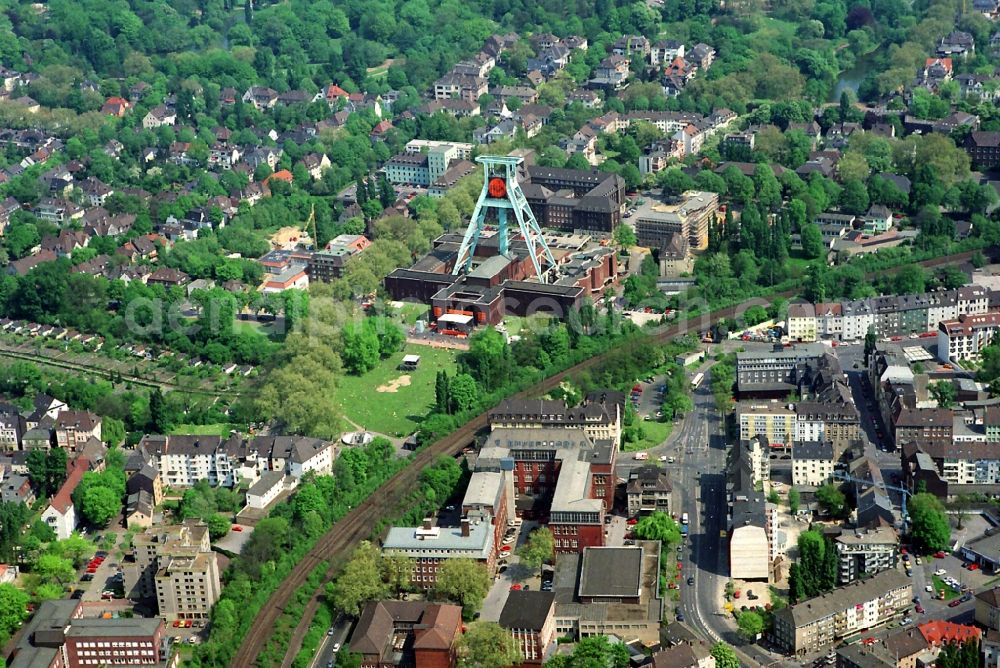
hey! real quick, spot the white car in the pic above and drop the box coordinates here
[934,568,947,576]
[659,455,668,462]
[925,584,934,592]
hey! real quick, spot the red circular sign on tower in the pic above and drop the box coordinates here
[488,176,507,199]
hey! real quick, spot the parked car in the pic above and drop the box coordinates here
[915,604,924,614]
[949,599,963,608]
[934,551,947,559]
[687,577,694,586]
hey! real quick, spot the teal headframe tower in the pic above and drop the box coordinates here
[452,155,557,282]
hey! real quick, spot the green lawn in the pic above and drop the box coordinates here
[932,575,960,600]
[332,345,459,437]
[169,423,238,437]
[623,419,673,452]
[235,319,281,338]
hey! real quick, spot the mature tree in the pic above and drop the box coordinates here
[788,488,801,515]
[56,534,92,568]
[815,483,846,518]
[613,224,637,249]
[929,381,957,409]
[864,325,877,367]
[456,621,523,668]
[433,558,491,615]
[710,643,740,668]
[516,527,554,574]
[341,322,381,374]
[632,511,682,549]
[0,583,29,639]
[737,610,765,641]
[381,553,415,597]
[327,542,389,616]
[80,485,120,526]
[910,493,951,553]
[800,223,825,259]
[448,373,480,413]
[33,554,75,586]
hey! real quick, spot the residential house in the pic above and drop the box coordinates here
[791,441,834,486]
[41,457,89,540]
[939,31,976,58]
[242,86,278,110]
[78,177,113,207]
[300,153,331,180]
[142,105,176,129]
[54,410,102,451]
[589,55,630,91]
[626,465,672,516]
[100,96,130,117]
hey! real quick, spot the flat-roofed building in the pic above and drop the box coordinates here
[834,527,899,584]
[938,310,1000,362]
[552,542,663,644]
[382,516,496,589]
[633,190,718,251]
[738,402,795,448]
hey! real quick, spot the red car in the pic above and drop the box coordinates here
[862,638,876,646]
[172,620,181,628]
[733,590,740,599]
[501,545,512,552]
[185,620,193,628]
[510,584,522,591]
[915,604,924,614]
[949,598,963,608]
[968,563,980,571]
[626,518,638,526]
[232,525,243,532]
[934,551,947,559]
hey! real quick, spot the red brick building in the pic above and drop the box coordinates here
[350,601,462,668]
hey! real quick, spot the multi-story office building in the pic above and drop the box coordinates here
[382,516,496,589]
[735,343,828,398]
[125,521,221,621]
[487,393,623,445]
[773,570,911,655]
[521,166,625,235]
[632,190,718,250]
[791,441,834,486]
[738,402,795,448]
[833,527,899,584]
[938,310,1000,361]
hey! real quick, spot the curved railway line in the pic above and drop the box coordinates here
[231,249,980,668]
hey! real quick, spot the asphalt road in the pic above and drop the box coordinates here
[312,615,351,668]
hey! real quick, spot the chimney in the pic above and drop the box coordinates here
[423,517,433,531]
[461,518,470,537]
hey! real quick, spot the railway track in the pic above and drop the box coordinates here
[230,249,980,668]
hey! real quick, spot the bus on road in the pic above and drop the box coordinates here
[691,372,704,390]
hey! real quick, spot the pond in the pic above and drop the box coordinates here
[830,48,882,102]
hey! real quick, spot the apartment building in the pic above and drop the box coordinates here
[833,527,899,585]
[903,440,1000,496]
[791,441,835,486]
[938,310,1000,361]
[124,521,221,621]
[625,464,673,516]
[138,434,335,488]
[772,570,912,655]
[787,303,818,342]
[795,401,860,456]
[53,410,102,451]
[729,448,777,581]
[738,402,795,448]
[976,586,1000,631]
[385,142,468,186]
[791,286,991,342]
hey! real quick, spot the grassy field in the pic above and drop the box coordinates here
[235,319,281,337]
[623,419,673,452]
[169,423,238,437]
[332,345,459,437]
